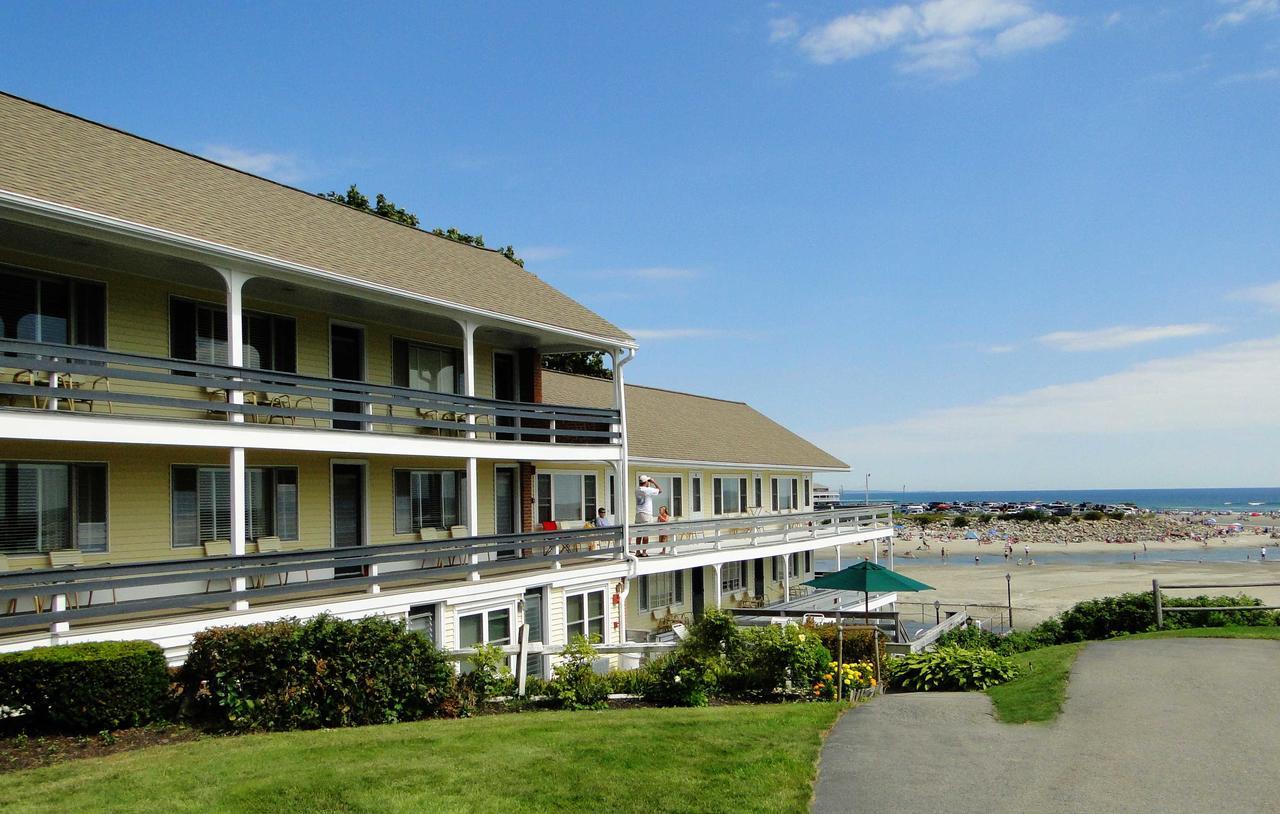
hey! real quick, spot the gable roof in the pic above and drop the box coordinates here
[543,371,848,470]
[0,92,631,344]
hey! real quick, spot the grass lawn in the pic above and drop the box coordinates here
[1123,625,1280,641]
[0,704,843,814]
[985,642,1084,724]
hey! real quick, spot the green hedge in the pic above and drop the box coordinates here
[0,640,170,732]
[180,614,453,731]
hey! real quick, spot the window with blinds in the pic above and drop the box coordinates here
[0,462,107,555]
[772,477,798,512]
[638,571,684,611]
[393,469,466,533]
[392,339,461,393]
[169,298,296,371]
[0,267,105,347]
[171,465,299,547]
[690,474,702,513]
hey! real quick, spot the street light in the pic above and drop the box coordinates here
[1005,573,1013,630]
[934,599,941,626]
[864,473,870,506]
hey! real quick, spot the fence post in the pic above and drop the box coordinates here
[516,624,530,697]
[1153,579,1163,629]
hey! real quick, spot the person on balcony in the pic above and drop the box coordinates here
[657,505,671,555]
[635,475,661,556]
[593,507,612,527]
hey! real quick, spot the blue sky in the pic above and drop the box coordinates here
[3,1,1278,489]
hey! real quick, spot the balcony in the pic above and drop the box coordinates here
[0,507,893,642]
[0,339,621,447]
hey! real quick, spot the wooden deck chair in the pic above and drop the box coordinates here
[203,539,233,593]
[48,549,84,609]
[419,527,450,568]
[0,555,23,615]
[252,536,286,587]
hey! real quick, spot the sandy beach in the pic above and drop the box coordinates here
[829,515,1280,626]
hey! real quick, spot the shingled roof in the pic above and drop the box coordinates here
[0,92,631,344]
[543,371,848,470]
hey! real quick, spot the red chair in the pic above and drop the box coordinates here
[541,521,558,531]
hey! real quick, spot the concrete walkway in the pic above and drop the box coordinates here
[812,639,1280,813]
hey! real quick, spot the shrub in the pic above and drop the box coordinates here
[951,515,969,528]
[547,635,608,710]
[180,614,453,731]
[1082,510,1105,521]
[459,641,514,705]
[643,651,716,707]
[600,667,653,696]
[722,624,831,700]
[936,624,1003,651]
[889,646,1019,692]
[804,622,888,666]
[0,641,169,733]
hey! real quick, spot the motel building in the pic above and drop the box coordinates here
[0,92,894,669]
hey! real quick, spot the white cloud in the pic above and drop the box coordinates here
[817,337,1280,487]
[768,16,800,43]
[786,0,1072,79]
[519,245,571,263]
[985,343,1017,354]
[201,144,306,184]
[1220,67,1280,83]
[624,328,723,340]
[1209,0,1279,30]
[607,266,700,281]
[1228,280,1280,310]
[1104,11,1122,27]
[988,13,1072,54]
[1036,323,1221,352]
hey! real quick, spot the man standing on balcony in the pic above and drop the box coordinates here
[635,475,661,556]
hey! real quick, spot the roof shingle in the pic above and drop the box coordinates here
[0,93,631,344]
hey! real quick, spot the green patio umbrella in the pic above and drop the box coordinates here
[804,561,934,698]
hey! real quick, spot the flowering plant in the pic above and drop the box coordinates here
[812,660,876,701]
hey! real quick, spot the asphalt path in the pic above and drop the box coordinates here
[812,639,1280,814]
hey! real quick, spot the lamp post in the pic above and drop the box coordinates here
[1005,573,1013,630]
[934,599,941,627]
[864,473,870,506]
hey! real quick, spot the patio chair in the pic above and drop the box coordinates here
[0,554,35,615]
[419,527,452,567]
[203,539,234,593]
[47,549,84,609]
[252,536,287,587]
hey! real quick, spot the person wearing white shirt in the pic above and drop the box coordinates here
[635,475,661,556]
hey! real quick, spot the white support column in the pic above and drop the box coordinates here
[461,320,477,439]
[229,446,248,610]
[835,544,842,572]
[712,563,723,609]
[50,593,69,635]
[782,553,791,603]
[467,456,480,581]
[217,268,252,423]
[888,533,895,571]
[612,348,634,556]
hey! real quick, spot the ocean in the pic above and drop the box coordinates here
[838,487,1280,512]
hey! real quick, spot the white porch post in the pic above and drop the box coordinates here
[613,349,633,556]
[229,446,248,610]
[461,320,477,439]
[782,553,791,603]
[217,268,252,424]
[888,533,895,571]
[466,456,480,580]
[712,563,723,609]
[835,544,842,572]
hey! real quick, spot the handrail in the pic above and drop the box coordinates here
[0,339,620,442]
[625,505,894,553]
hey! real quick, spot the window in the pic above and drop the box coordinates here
[392,338,461,393]
[790,553,802,579]
[171,465,299,547]
[647,474,683,518]
[712,476,748,515]
[720,561,745,592]
[608,474,616,516]
[804,550,813,573]
[638,571,684,611]
[0,267,105,347]
[804,479,811,508]
[407,603,439,643]
[754,476,762,509]
[394,469,466,533]
[690,473,702,514]
[169,298,296,371]
[772,477,798,512]
[458,606,512,673]
[536,472,597,524]
[566,590,606,641]
[0,462,107,554]
[771,556,780,581]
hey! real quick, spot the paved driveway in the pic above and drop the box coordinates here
[812,639,1280,814]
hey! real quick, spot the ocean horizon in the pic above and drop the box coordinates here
[836,487,1280,512]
